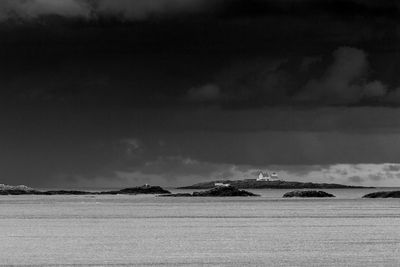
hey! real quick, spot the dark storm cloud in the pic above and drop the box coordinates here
[0,0,89,20]
[94,0,213,19]
[218,0,400,18]
[0,0,400,188]
[0,0,398,109]
[186,84,221,103]
[0,0,215,21]
[188,47,397,107]
[297,47,388,105]
[2,45,396,108]
[1,0,399,21]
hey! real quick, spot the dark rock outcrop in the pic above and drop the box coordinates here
[0,184,39,195]
[178,179,371,190]
[283,190,335,198]
[41,190,92,195]
[0,189,40,195]
[362,191,400,198]
[101,185,171,195]
[160,186,259,197]
[159,193,193,197]
[193,186,258,197]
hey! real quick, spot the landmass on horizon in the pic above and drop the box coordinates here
[0,168,378,197]
[0,183,259,197]
[0,184,170,195]
[178,179,373,189]
[2,183,399,198]
[160,186,259,197]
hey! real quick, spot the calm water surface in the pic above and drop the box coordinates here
[0,188,400,266]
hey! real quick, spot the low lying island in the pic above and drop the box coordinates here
[0,184,171,195]
[283,190,336,198]
[161,186,259,197]
[362,191,400,198]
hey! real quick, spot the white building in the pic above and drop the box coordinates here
[257,171,280,181]
[214,182,230,187]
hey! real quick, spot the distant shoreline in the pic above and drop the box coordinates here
[0,185,171,196]
[178,179,374,190]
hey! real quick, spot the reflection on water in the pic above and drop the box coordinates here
[0,189,399,266]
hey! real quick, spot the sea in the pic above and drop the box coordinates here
[0,188,400,266]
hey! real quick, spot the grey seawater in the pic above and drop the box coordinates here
[0,188,400,266]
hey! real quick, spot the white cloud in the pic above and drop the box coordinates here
[273,163,400,186]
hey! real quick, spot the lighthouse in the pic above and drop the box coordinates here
[257,171,280,181]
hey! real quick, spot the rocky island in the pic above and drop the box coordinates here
[100,186,171,195]
[0,184,171,195]
[0,184,38,195]
[178,179,371,190]
[283,190,335,198]
[160,186,259,197]
[362,191,400,198]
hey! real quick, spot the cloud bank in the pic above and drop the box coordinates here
[0,0,90,20]
[189,46,399,107]
[298,47,387,104]
[0,0,213,21]
[1,0,399,21]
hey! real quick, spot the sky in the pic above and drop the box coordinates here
[1,0,400,188]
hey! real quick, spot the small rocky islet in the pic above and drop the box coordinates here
[283,190,336,198]
[100,186,171,195]
[160,186,259,197]
[362,191,400,198]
